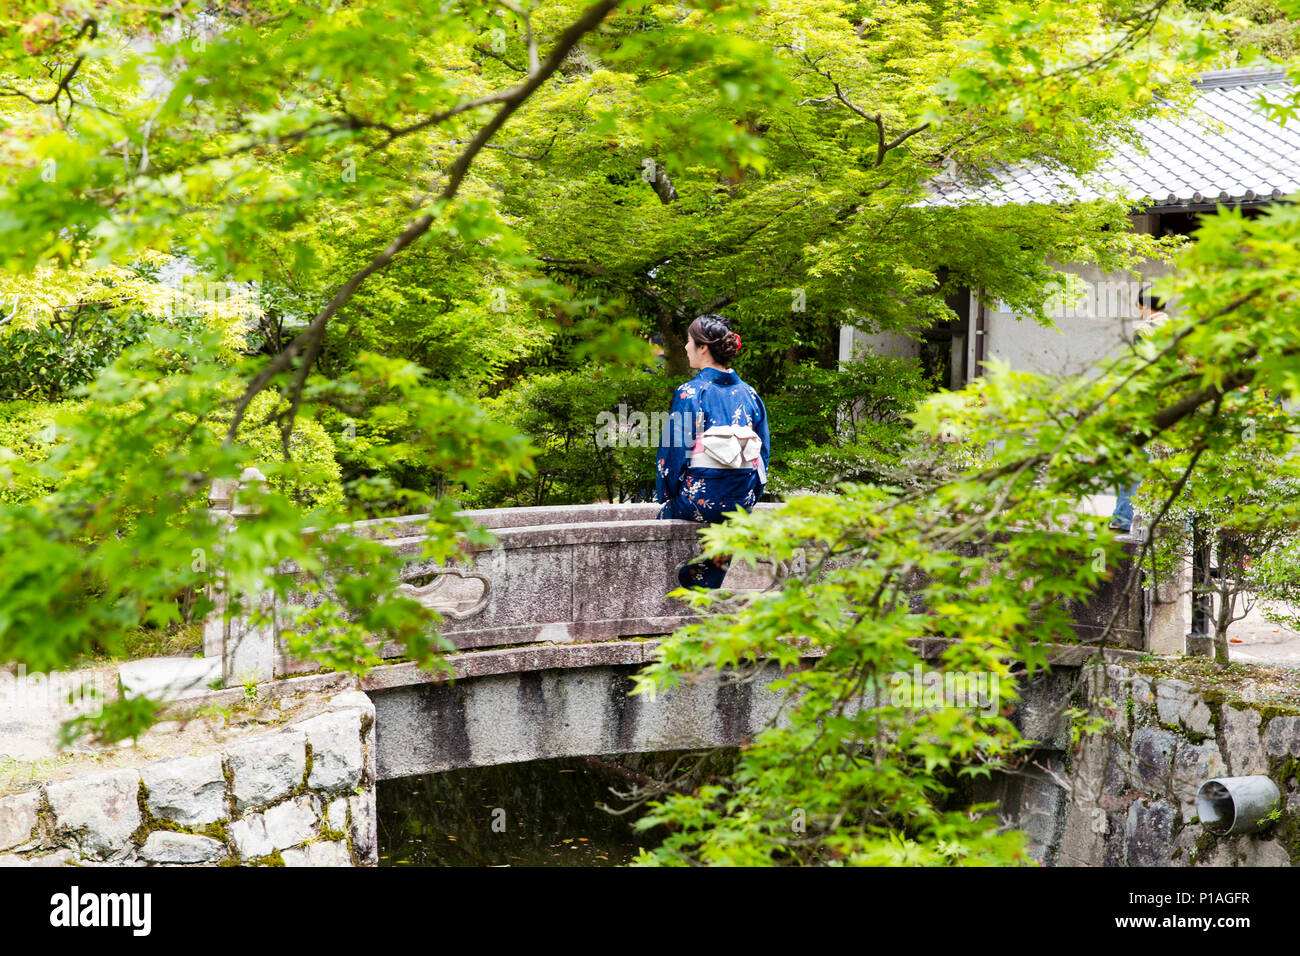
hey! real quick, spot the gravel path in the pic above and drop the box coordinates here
[1226,596,1300,667]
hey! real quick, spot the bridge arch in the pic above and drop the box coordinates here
[369,656,790,779]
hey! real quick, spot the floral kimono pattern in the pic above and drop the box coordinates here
[655,366,770,589]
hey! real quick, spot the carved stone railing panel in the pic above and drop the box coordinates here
[267,505,791,675]
[205,498,1146,683]
[396,565,491,619]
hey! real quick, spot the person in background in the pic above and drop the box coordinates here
[655,314,769,590]
[1110,286,1167,533]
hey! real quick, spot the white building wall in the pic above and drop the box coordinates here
[839,325,924,365]
[838,216,1177,384]
[968,215,1172,380]
[969,259,1173,380]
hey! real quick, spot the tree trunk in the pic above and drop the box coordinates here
[1211,529,1244,665]
[644,160,691,380]
[656,313,690,379]
[1212,598,1232,665]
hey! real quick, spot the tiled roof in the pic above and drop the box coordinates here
[921,67,1300,209]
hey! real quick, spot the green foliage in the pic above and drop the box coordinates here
[1178,0,1300,58]
[213,391,346,509]
[0,308,153,401]
[1256,536,1300,629]
[0,327,530,739]
[1139,381,1300,657]
[764,352,930,494]
[0,0,1294,863]
[0,255,256,401]
[476,366,674,506]
[630,193,1300,865]
[0,399,80,503]
[0,391,344,509]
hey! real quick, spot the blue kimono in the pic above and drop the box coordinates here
[655,366,770,589]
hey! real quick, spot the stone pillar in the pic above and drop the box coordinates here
[203,478,236,659]
[1143,523,1188,655]
[222,467,277,686]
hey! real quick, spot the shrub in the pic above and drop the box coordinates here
[473,368,674,507]
[764,353,930,494]
[0,391,343,510]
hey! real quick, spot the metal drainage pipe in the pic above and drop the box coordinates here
[1195,776,1281,835]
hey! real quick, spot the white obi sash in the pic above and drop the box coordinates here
[691,425,766,483]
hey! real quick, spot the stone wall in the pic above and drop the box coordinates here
[996,663,1300,867]
[0,692,377,867]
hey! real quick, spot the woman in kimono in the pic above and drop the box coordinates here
[655,314,770,589]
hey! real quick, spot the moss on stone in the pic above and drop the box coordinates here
[188,820,229,843]
[1267,754,1299,782]
[1191,826,1219,865]
[130,780,154,850]
[128,777,233,853]
[1256,703,1300,721]
[226,849,284,867]
[297,742,314,796]
[1126,659,1300,719]
[221,758,236,820]
[29,789,61,853]
[1204,697,1224,743]
[1280,811,1300,866]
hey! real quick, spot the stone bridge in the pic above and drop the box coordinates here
[175,492,1150,781]
[197,493,1150,688]
[205,499,801,682]
[2,497,1228,868]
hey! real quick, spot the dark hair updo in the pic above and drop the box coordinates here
[687,313,740,366]
[1137,285,1165,312]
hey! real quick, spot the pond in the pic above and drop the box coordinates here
[376,749,736,866]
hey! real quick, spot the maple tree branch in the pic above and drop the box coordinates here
[226,0,623,445]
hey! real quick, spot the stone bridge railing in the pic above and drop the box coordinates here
[202,473,1148,687]
[348,501,790,656]
[203,483,793,684]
